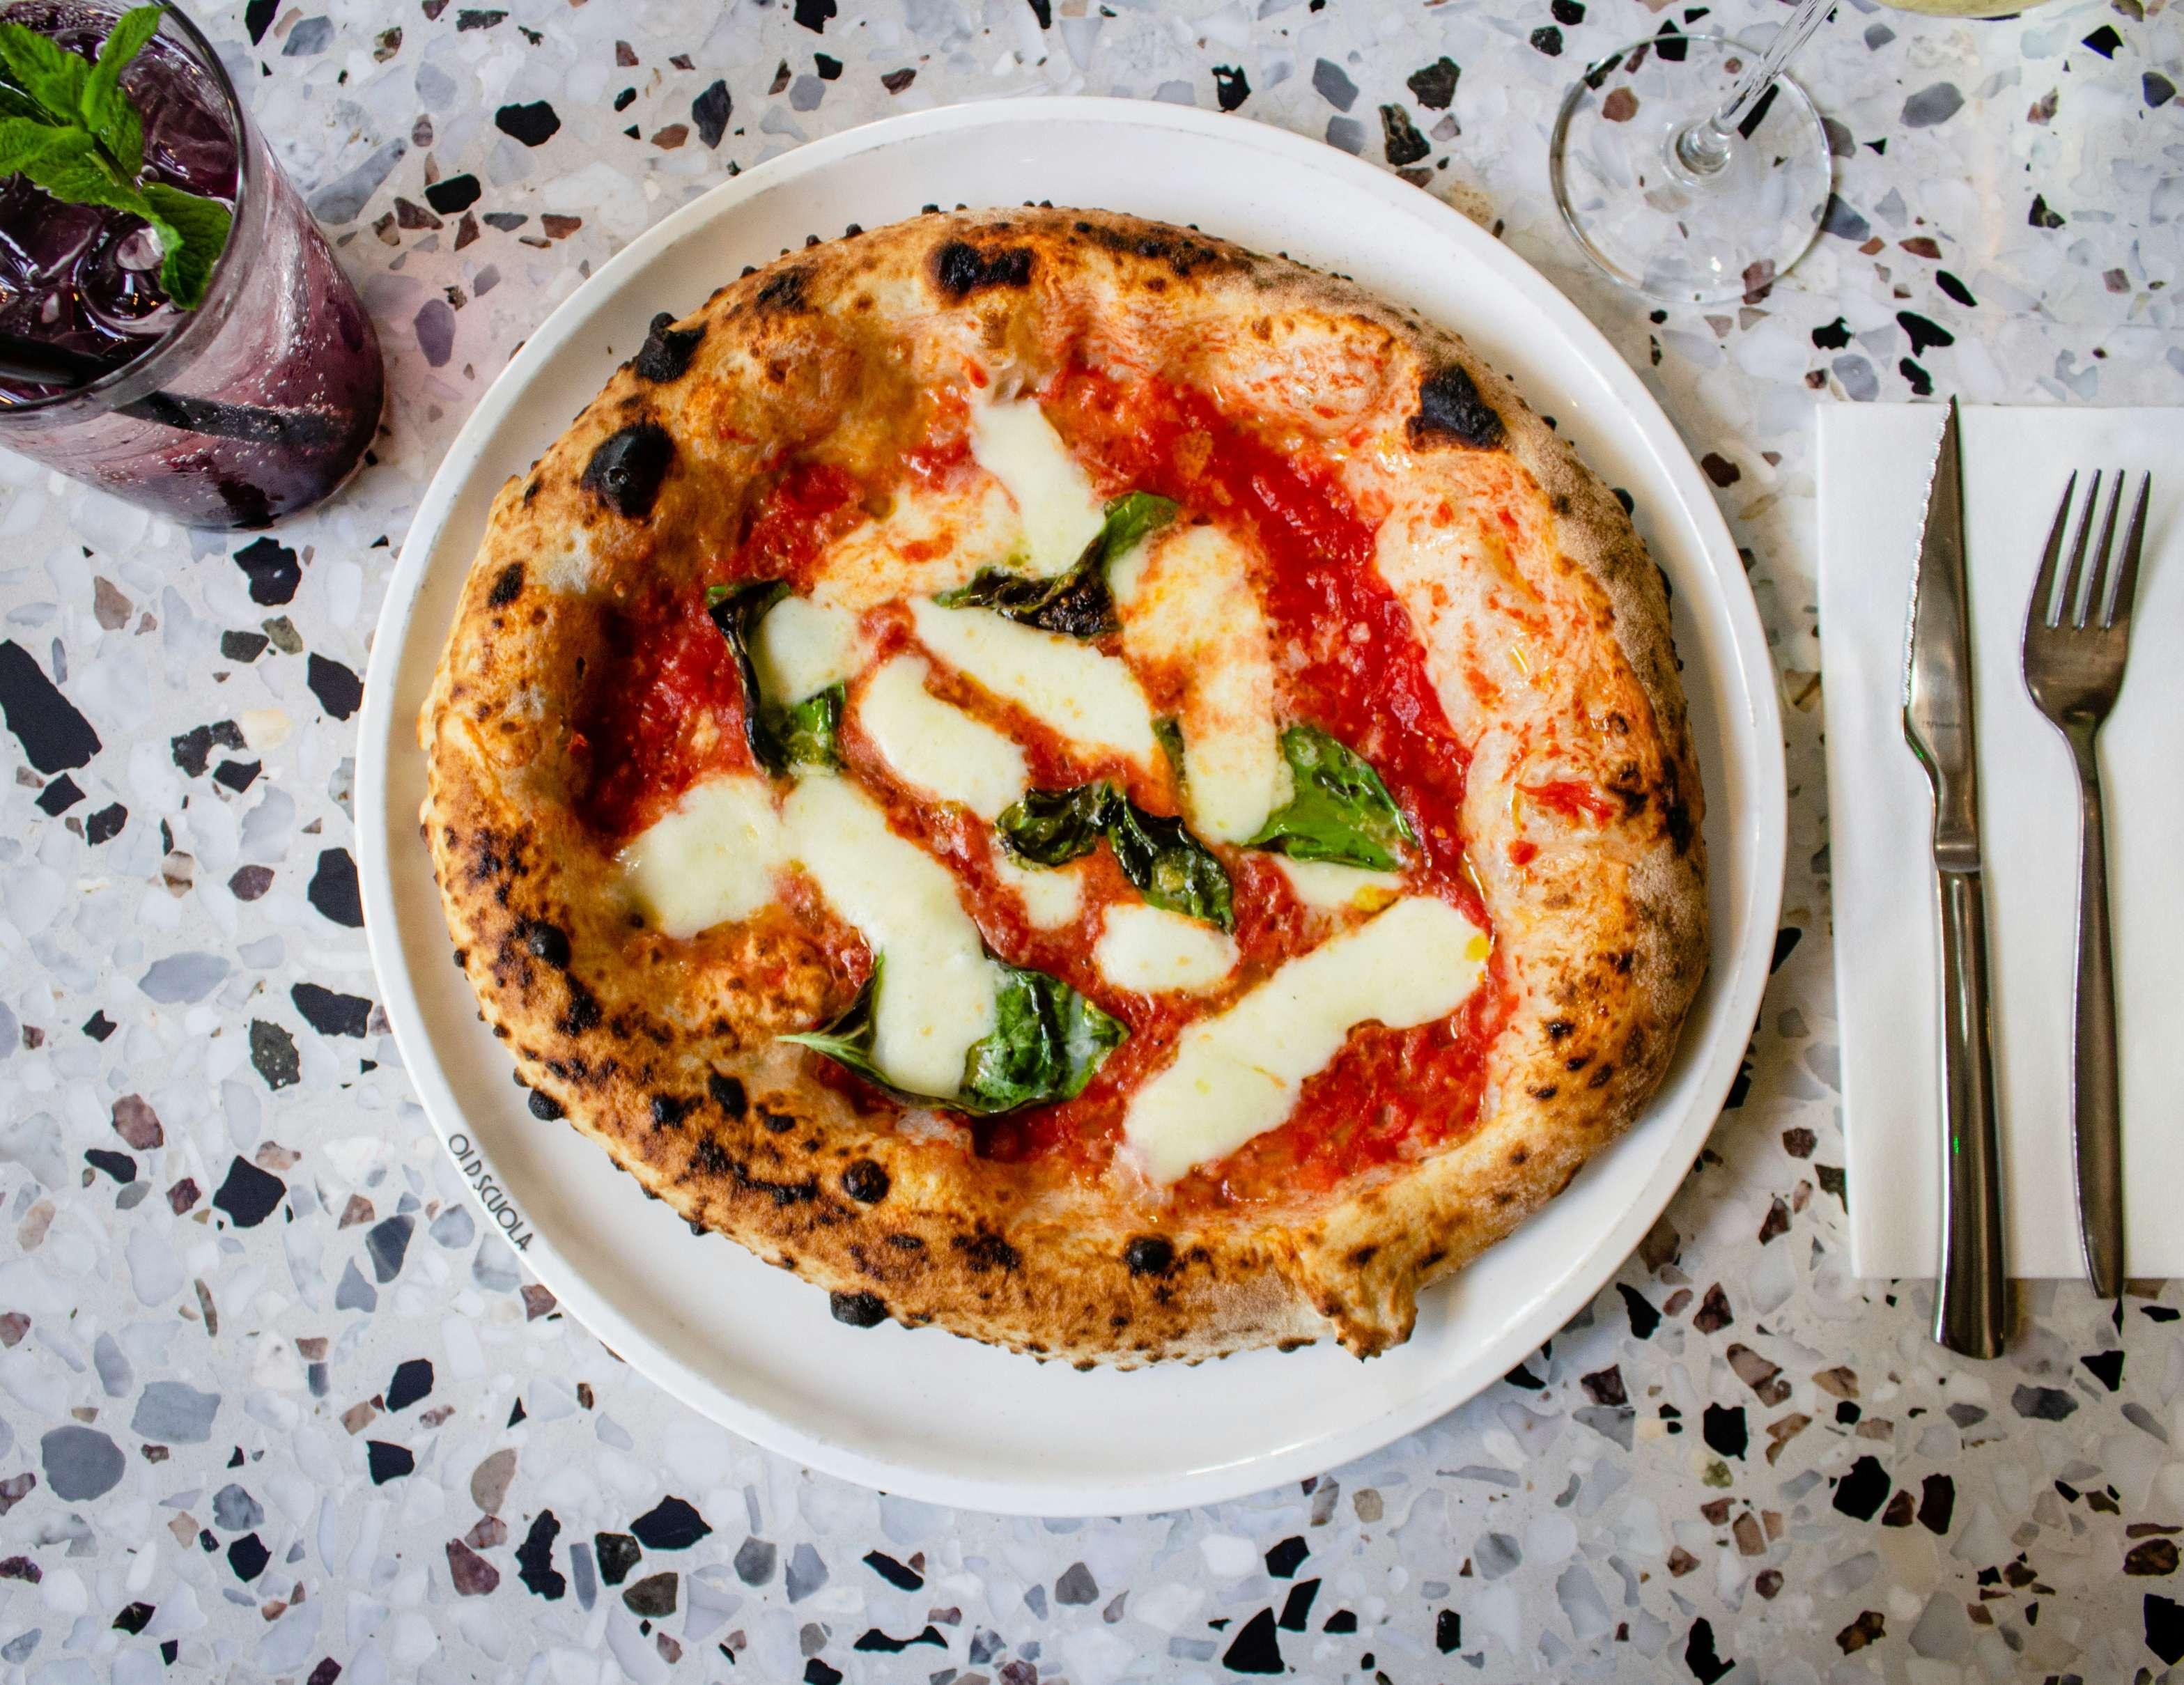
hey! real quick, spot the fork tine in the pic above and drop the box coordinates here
[2106,472,2151,632]
[2080,467,2125,627]
[2059,469,2102,626]
[2028,470,2077,632]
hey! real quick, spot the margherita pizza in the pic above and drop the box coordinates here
[422,208,1706,1365]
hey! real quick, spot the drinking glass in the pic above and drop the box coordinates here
[0,2,384,527]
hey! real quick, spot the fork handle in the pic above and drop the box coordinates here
[2066,727,2124,1298]
[1934,867,2010,1358]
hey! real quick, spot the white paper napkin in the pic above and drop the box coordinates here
[1818,403,2184,1280]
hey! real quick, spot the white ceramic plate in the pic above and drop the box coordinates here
[357,97,1784,1516]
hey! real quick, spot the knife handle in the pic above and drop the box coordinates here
[1933,867,2010,1358]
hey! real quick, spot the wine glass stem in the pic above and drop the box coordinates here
[1673,0,1836,176]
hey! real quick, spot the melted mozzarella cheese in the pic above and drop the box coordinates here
[911,600,1157,766]
[1095,903,1239,995]
[619,773,787,940]
[1115,522,1288,842]
[809,479,1023,611]
[1122,897,1490,1185]
[781,776,999,1098]
[752,595,863,703]
[992,855,1085,930]
[969,398,1107,577]
[856,655,1028,821]
[1276,856,1405,912]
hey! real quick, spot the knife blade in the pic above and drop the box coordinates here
[1901,396,2010,1359]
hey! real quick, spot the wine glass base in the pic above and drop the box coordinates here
[1549,34,1832,306]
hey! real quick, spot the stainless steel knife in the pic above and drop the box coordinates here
[1901,396,2010,1358]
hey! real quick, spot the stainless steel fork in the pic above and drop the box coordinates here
[2021,468,2151,1302]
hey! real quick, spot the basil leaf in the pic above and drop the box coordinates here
[0,20,88,123]
[79,3,160,178]
[1153,716,1185,784]
[1108,799,1234,931]
[759,682,843,772]
[783,953,1125,1115]
[996,781,1115,867]
[1248,724,1416,872]
[141,180,229,311]
[999,779,1232,930]
[935,491,1177,638]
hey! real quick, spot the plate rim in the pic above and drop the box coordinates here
[357,93,1786,1515]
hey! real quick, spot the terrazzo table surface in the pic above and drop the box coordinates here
[1,0,2180,1679]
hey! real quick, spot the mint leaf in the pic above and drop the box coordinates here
[0,114,75,176]
[141,181,229,311]
[0,81,54,124]
[0,20,87,123]
[80,4,161,178]
[10,129,146,218]
[1247,724,1416,871]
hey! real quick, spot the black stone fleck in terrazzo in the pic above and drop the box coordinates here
[2148,1595,2184,1667]
[2084,1350,2125,1391]
[212,1156,285,1228]
[1023,0,1051,24]
[1834,1455,1891,1520]
[85,1148,134,1183]
[495,100,562,146]
[171,719,244,777]
[596,1532,642,1585]
[1703,1403,1748,1459]
[242,0,274,39]
[1322,1609,1357,1633]
[692,79,731,147]
[36,773,82,814]
[1617,1282,1660,1338]
[1901,359,1933,397]
[82,1010,114,1041]
[307,848,364,927]
[386,1358,433,1411]
[1211,64,1248,110]
[250,1019,300,1089]
[228,1532,270,1582]
[366,1441,414,1484]
[632,1497,711,1551]
[220,631,267,668]
[855,1624,945,1652]
[814,52,841,77]
[881,66,914,93]
[1685,1617,1733,1684]
[1379,103,1429,165]
[307,653,364,720]
[1898,310,1954,354]
[1529,25,1563,54]
[1311,58,1357,111]
[1772,926,1805,971]
[2013,1384,2077,1420]
[1408,56,1459,110]
[83,800,125,842]
[1937,270,1977,307]
[2029,193,2066,228]
[1552,0,1583,22]
[366,1215,414,1282]
[211,757,258,792]
[231,537,300,605]
[424,173,481,215]
[804,1662,843,1685]
[1223,1607,1283,1673]
[2081,23,2122,56]
[1436,1609,1462,1652]
[734,1537,776,1585]
[792,0,833,30]
[863,1550,920,1590]
[517,1512,565,1599]
[111,1601,153,1634]
[2148,71,2177,108]
[621,1570,676,1616]
[0,639,101,772]
[293,981,371,1038]
[1278,1578,1319,1631]
[1264,1537,1308,1578]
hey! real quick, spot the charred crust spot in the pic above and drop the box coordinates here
[1407,364,1506,451]
[1661,761,1696,854]
[579,421,674,520]
[521,478,541,504]
[884,1232,924,1251]
[1565,1054,1591,1071]
[1546,1018,1574,1041]
[1420,1248,1446,1268]
[520,919,571,968]
[558,981,602,1036]
[1529,1084,1559,1100]
[1588,1063,1614,1088]
[690,1136,730,1177]
[758,1108,796,1135]
[931,239,1032,298]
[954,1232,1021,1274]
[733,1160,817,1206]
[841,1159,890,1204]
[754,267,813,313]
[829,1289,887,1328]
[1612,950,1635,974]
[1347,1243,1379,1266]
[1123,1236,1175,1278]
[633,310,705,381]
[708,1072,747,1117]
[1276,1337,1314,1353]
[651,1094,695,1129]
[1508,1146,1530,1166]
[451,948,467,968]
[527,1087,564,1120]
[487,562,525,607]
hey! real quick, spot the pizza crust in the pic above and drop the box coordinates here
[421,208,1707,1365]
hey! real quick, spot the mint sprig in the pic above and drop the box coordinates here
[0,5,231,311]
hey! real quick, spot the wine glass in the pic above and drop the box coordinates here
[1548,0,1838,306]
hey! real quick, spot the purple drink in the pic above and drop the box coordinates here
[0,3,383,527]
